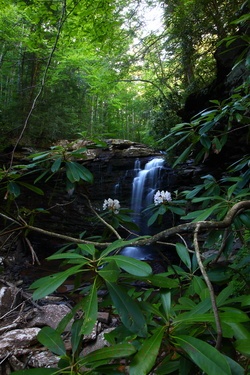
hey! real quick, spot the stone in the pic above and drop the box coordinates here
[0,327,40,358]
[0,286,21,318]
[80,327,115,357]
[27,304,72,330]
[27,350,59,368]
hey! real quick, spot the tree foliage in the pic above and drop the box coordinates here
[0,1,250,373]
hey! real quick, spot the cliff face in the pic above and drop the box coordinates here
[1,141,176,255]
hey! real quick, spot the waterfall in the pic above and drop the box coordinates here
[119,157,166,264]
[131,158,165,227]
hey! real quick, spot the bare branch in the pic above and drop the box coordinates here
[1,200,249,249]
[194,223,222,350]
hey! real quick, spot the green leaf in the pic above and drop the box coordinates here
[100,237,148,258]
[224,355,244,375]
[81,279,98,335]
[168,206,185,215]
[175,243,191,270]
[47,252,88,261]
[66,161,79,182]
[51,157,62,172]
[7,181,20,197]
[161,291,171,320]
[175,335,231,375]
[18,181,44,195]
[37,326,66,356]
[98,261,121,282]
[220,310,249,323]
[31,152,50,161]
[77,243,96,256]
[72,162,93,183]
[148,210,161,226]
[103,255,152,277]
[216,284,234,307]
[173,143,193,167]
[184,185,204,199]
[200,134,211,149]
[234,339,250,356]
[106,282,147,336]
[130,327,165,375]
[147,274,179,288]
[191,275,207,298]
[81,343,136,365]
[30,265,82,300]
[11,370,57,375]
[182,203,221,221]
[66,161,93,183]
[241,294,250,307]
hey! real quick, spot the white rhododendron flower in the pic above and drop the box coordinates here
[103,198,121,214]
[154,190,172,206]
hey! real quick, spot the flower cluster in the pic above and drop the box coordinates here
[154,190,172,206]
[103,198,121,214]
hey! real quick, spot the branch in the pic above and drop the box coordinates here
[1,200,249,249]
[81,194,122,239]
[135,200,250,246]
[194,223,222,350]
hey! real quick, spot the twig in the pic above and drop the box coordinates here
[24,237,40,265]
[80,194,122,239]
[194,223,222,350]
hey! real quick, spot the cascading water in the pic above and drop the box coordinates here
[120,157,167,263]
[131,158,165,218]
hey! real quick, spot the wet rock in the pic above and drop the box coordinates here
[0,285,21,317]
[27,304,72,330]
[27,350,59,368]
[81,327,115,357]
[0,327,40,358]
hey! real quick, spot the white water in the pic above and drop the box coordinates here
[120,157,165,261]
[131,158,165,214]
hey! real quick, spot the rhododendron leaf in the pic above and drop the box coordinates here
[104,255,152,277]
[81,280,98,335]
[37,326,66,356]
[130,327,165,375]
[30,265,82,300]
[11,370,57,375]
[106,282,147,336]
[175,335,231,375]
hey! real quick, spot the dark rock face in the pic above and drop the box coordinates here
[0,141,176,262]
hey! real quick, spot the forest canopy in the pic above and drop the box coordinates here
[0,0,246,147]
